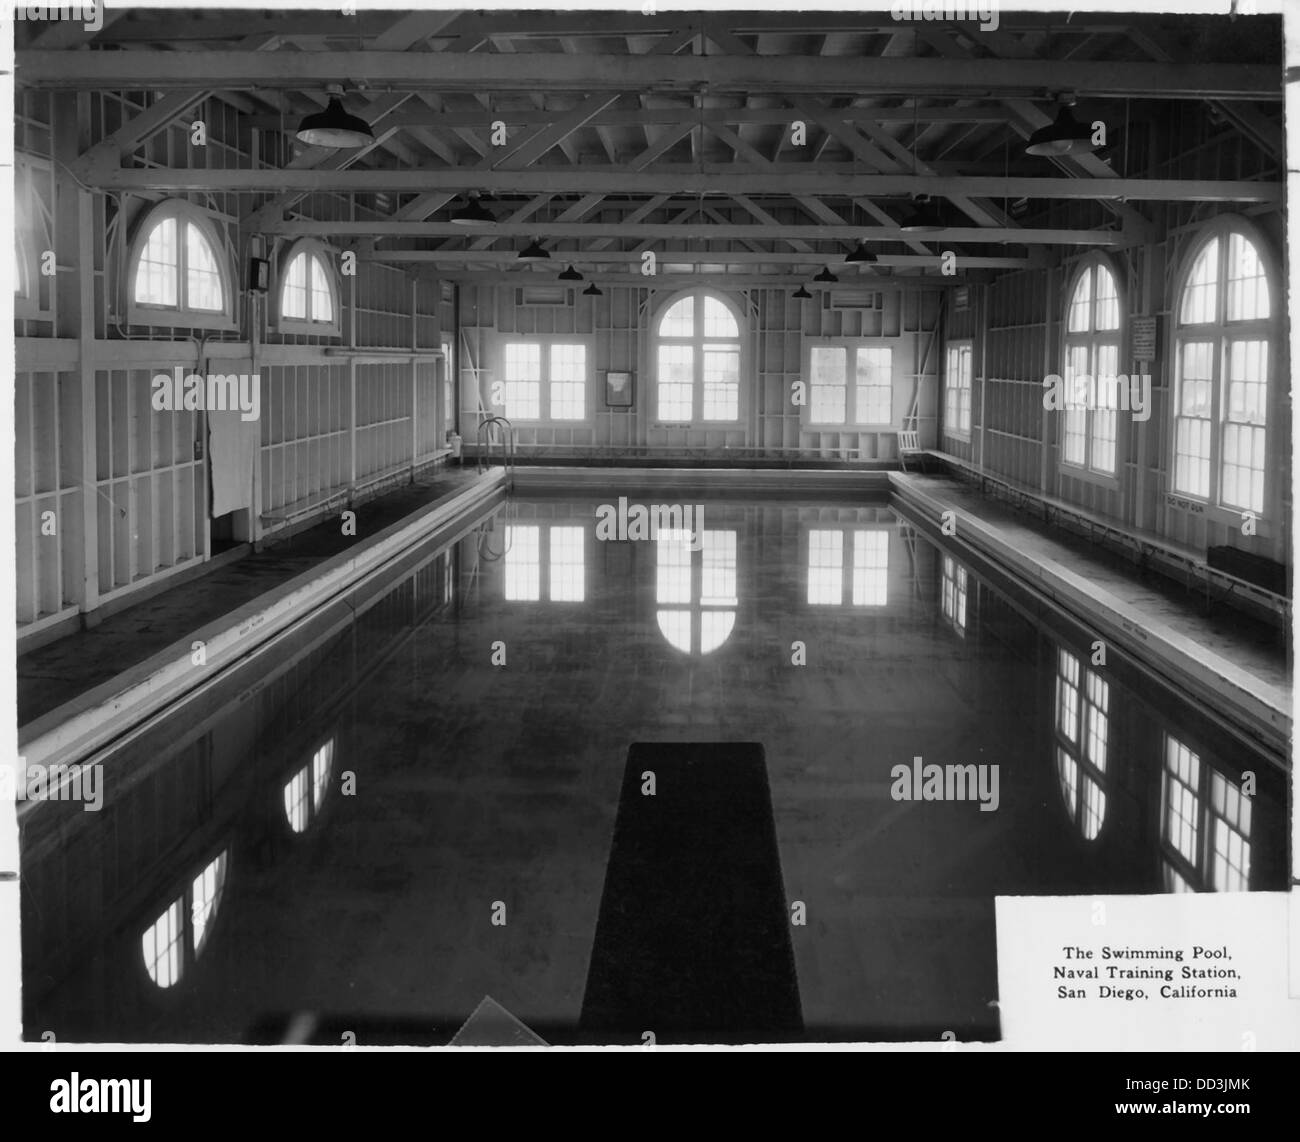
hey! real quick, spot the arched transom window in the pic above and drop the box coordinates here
[655,291,742,423]
[278,240,340,335]
[128,200,234,328]
[1172,222,1274,516]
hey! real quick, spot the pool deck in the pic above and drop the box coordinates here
[18,468,505,768]
[891,471,1290,759]
[16,464,1291,768]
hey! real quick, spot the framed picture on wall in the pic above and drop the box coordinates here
[605,371,634,408]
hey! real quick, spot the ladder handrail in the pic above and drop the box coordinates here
[475,414,516,485]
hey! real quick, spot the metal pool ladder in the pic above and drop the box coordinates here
[476,414,516,488]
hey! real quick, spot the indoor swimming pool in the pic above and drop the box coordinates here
[19,490,1289,1045]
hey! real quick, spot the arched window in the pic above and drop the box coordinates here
[277,239,341,336]
[1171,219,1276,517]
[141,848,230,989]
[127,200,236,329]
[654,290,742,423]
[1061,256,1123,477]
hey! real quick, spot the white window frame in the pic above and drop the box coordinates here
[651,288,745,426]
[801,339,895,428]
[1168,215,1279,527]
[14,153,54,321]
[125,199,237,331]
[1059,253,1125,488]
[276,237,342,337]
[944,340,973,442]
[495,335,593,425]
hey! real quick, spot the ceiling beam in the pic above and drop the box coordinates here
[266,219,1123,246]
[105,168,1281,202]
[438,271,967,289]
[244,105,1026,131]
[16,52,1279,101]
[369,250,1032,268]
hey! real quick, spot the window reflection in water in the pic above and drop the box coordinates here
[504,525,585,602]
[1160,732,1252,891]
[285,739,334,835]
[655,529,737,654]
[941,555,967,635]
[808,529,889,607]
[141,849,230,989]
[1054,649,1108,840]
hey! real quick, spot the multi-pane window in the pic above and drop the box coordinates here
[805,342,893,426]
[504,524,586,602]
[284,739,334,835]
[944,341,972,438]
[1054,649,1108,840]
[655,292,742,422]
[129,201,232,326]
[142,898,185,988]
[1173,225,1273,516]
[806,528,889,607]
[500,341,587,422]
[1061,258,1122,477]
[941,554,968,636]
[280,243,337,330]
[141,846,232,988]
[1160,733,1253,892]
[655,529,738,654]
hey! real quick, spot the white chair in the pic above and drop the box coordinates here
[897,429,922,472]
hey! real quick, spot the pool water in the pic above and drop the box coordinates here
[19,492,1288,1044]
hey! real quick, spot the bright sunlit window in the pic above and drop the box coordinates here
[278,239,340,335]
[1062,256,1123,477]
[128,200,235,328]
[805,342,893,426]
[655,291,742,423]
[944,341,972,440]
[1172,220,1275,517]
[500,340,587,422]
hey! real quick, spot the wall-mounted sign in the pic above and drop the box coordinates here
[1130,315,1159,361]
[954,285,970,311]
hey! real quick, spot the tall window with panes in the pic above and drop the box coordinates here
[1172,225,1273,516]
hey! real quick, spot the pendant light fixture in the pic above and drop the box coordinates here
[517,239,550,262]
[813,266,838,284]
[296,89,373,149]
[843,242,878,266]
[558,265,583,282]
[792,284,812,299]
[582,282,603,296]
[1025,99,1098,157]
[450,196,495,226]
[900,196,944,234]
